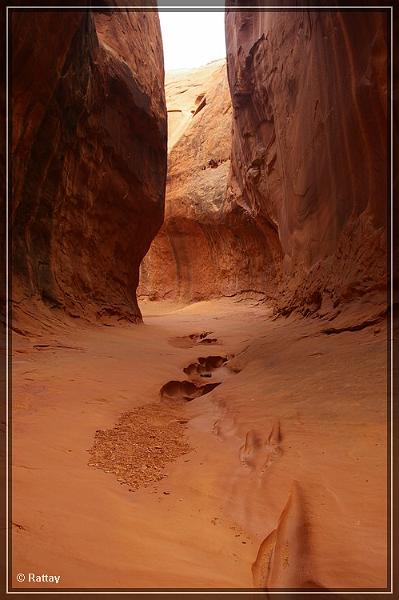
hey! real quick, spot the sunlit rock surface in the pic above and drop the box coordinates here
[139,59,280,303]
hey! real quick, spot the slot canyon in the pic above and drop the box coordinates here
[10,4,390,592]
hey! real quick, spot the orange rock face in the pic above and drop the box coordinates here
[11,8,167,323]
[140,11,387,321]
[225,9,388,318]
[139,60,281,302]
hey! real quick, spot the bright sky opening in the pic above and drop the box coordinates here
[159,11,226,72]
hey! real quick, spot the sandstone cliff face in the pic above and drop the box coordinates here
[12,8,167,323]
[225,9,388,319]
[140,10,387,320]
[139,60,281,302]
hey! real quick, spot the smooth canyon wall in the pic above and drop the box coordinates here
[12,7,167,323]
[225,8,388,318]
[141,9,387,321]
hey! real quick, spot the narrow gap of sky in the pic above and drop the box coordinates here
[159,11,226,72]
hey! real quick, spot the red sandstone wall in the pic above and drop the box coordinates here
[139,60,281,303]
[140,10,387,320]
[225,8,388,318]
[11,7,167,323]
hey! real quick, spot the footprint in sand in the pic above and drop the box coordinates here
[213,413,238,439]
[160,346,241,405]
[239,421,283,473]
[168,331,220,349]
[160,380,221,402]
[183,355,239,381]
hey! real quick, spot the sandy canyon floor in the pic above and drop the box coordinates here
[11,299,388,590]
